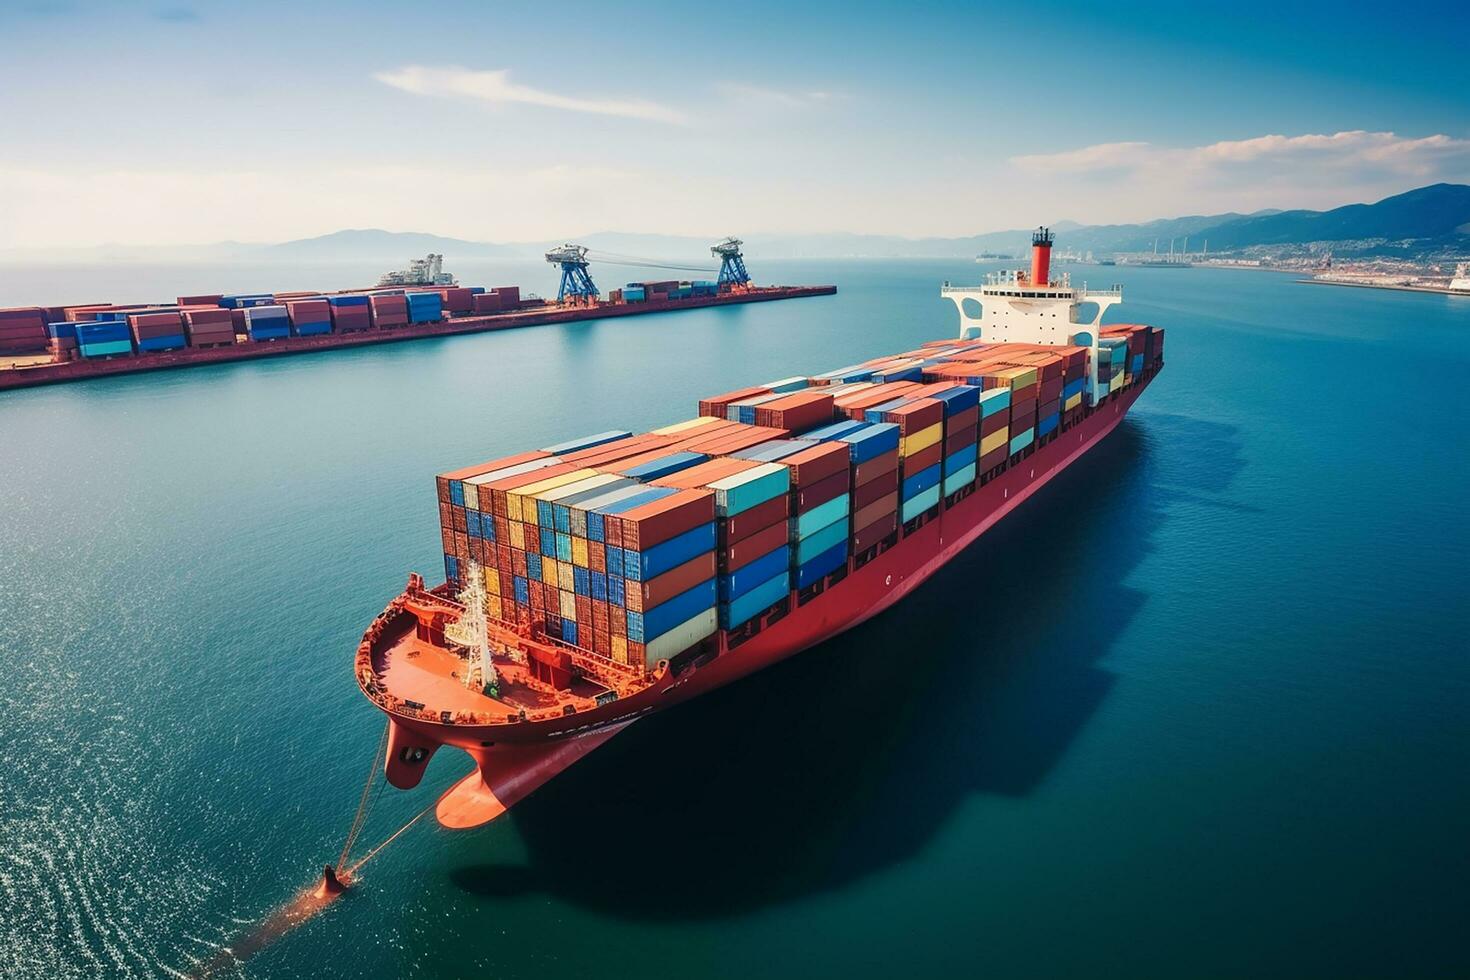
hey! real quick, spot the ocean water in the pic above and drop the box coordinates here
[1,261,1466,979]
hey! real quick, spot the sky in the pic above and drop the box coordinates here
[0,0,1467,249]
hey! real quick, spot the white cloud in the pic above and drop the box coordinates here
[374,66,686,124]
[1014,130,1470,181]
[715,83,835,108]
[1008,130,1470,220]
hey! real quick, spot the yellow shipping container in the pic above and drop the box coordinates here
[900,422,942,457]
[980,427,1010,455]
[509,469,598,527]
[541,557,559,585]
[571,536,589,567]
[1110,374,1125,393]
[611,634,628,664]
[1064,392,1082,411]
[560,590,577,620]
[484,568,500,595]
[558,562,574,592]
[509,521,525,550]
[652,416,720,435]
[997,366,1038,388]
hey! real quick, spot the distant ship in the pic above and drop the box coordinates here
[378,254,457,288]
[975,252,1014,261]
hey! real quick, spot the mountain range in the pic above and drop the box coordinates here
[3,184,1464,264]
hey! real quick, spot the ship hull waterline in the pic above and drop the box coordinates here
[375,376,1152,829]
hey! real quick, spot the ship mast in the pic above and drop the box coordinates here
[448,560,498,694]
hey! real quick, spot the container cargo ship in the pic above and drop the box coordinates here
[354,229,1163,830]
[0,241,833,391]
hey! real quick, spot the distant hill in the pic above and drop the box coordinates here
[1183,184,1470,252]
[4,184,1463,265]
[266,229,519,260]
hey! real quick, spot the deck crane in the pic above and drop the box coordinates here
[545,244,599,304]
[711,237,751,288]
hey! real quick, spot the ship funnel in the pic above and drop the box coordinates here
[1031,227,1054,286]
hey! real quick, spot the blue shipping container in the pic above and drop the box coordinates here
[796,540,848,589]
[719,571,790,630]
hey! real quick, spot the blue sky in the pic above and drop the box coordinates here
[1,0,1466,247]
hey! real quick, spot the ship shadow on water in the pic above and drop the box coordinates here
[451,413,1245,919]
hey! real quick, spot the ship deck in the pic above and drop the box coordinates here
[366,611,650,726]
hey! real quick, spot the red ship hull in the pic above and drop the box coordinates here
[0,286,836,391]
[368,374,1155,828]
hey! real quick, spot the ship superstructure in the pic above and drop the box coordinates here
[377,254,456,288]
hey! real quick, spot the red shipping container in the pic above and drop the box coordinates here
[722,520,789,572]
[905,442,943,473]
[780,441,849,488]
[944,424,978,458]
[493,286,520,305]
[853,448,899,487]
[880,399,943,435]
[438,288,473,313]
[981,410,1009,437]
[176,294,223,306]
[285,299,330,324]
[852,493,898,533]
[753,390,835,432]
[473,293,503,314]
[615,489,715,551]
[653,456,759,491]
[722,493,789,544]
[1039,376,1063,402]
[945,405,979,435]
[230,309,247,332]
[980,446,1008,471]
[698,386,770,418]
[794,469,848,513]
[851,512,898,551]
[853,468,899,509]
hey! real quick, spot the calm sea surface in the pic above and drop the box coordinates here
[1,260,1466,978]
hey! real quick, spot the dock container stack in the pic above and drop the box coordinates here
[45,321,78,360]
[406,292,443,324]
[286,299,333,336]
[182,308,236,347]
[369,294,408,328]
[326,296,371,332]
[0,308,49,356]
[438,288,473,314]
[129,311,187,352]
[242,305,290,341]
[75,320,134,358]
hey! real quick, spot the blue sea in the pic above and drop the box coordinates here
[1,260,1466,978]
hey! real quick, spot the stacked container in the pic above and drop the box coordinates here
[75,320,134,358]
[242,305,290,341]
[327,295,372,332]
[806,420,902,556]
[437,288,474,314]
[285,299,333,336]
[623,285,646,302]
[370,294,409,328]
[220,295,275,309]
[176,293,224,307]
[182,308,236,347]
[471,292,503,314]
[978,389,1012,473]
[653,459,792,632]
[0,307,50,356]
[406,292,443,324]
[129,311,187,352]
[45,321,78,360]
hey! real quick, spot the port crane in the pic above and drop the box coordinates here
[545,244,600,304]
[546,240,758,305]
[711,237,751,288]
